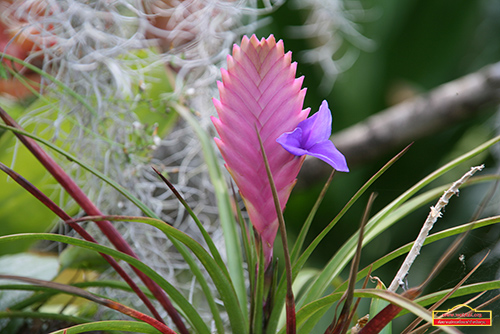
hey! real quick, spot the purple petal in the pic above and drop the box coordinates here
[306,140,349,172]
[276,100,349,172]
[297,100,332,148]
[276,127,309,156]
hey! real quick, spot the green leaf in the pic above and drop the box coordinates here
[0,62,8,80]
[2,212,250,333]
[0,233,211,334]
[0,115,227,333]
[368,278,391,334]
[0,130,61,254]
[59,246,110,273]
[291,202,500,333]
[151,169,226,334]
[414,280,500,311]
[1,108,243,328]
[47,320,162,334]
[340,178,500,292]
[0,310,89,327]
[0,123,156,219]
[84,215,247,334]
[152,168,229,276]
[285,288,465,334]
[3,280,154,312]
[2,64,42,98]
[354,289,462,334]
[299,134,500,308]
[267,144,411,334]
[251,245,265,334]
[172,102,248,323]
[293,291,344,334]
[290,170,335,264]
[0,253,59,310]
[293,278,500,331]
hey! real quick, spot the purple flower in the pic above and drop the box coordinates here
[276,100,349,172]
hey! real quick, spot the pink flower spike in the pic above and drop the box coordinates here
[212,35,309,266]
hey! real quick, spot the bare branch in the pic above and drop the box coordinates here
[300,62,500,183]
[388,165,484,292]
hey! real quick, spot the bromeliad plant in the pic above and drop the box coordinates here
[211,35,349,333]
[211,35,348,268]
[1,34,500,334]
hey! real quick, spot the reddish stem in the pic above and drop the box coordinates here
[0,161,164,323]
[0,107,188,334]
[0,275,177,334]
[358,288,421,334]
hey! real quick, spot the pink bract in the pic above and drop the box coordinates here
[212,35,309,266]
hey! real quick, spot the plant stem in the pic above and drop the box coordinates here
[0,275,176,334]
[0,162,164,323]
[256,130,296,334]
[0,106,189,334]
